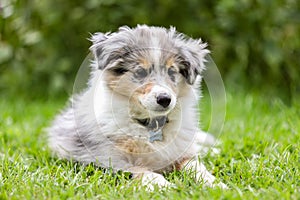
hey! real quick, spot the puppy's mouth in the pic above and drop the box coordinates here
[135,118,151,126]
[135,116,169,127]
[134,116,169,142]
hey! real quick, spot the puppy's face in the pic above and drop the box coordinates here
[103,53,183,119]
[90,26,209,120]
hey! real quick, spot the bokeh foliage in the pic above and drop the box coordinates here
[1,0,299,99]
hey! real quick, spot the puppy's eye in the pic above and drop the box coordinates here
[168,67,178,82]
[112,67,128,76]
[179,68,189,80]
[134,68,148,79]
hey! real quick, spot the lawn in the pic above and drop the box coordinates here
[0,91,299,199]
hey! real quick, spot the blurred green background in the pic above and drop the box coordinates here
[1,0,299,102]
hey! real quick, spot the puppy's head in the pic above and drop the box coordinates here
[90,25,209,120]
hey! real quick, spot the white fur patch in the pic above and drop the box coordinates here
[141,172,174,191]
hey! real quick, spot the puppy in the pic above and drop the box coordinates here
[48,25,226,190]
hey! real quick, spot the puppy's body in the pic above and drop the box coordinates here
[48,25,225,189]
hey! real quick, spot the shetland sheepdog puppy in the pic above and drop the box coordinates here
[48,25,226,190]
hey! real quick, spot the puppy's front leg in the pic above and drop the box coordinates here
[129,167,173,191]
[181,157,227,189]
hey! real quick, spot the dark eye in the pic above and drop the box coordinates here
[168,67,178,82]
[179,68,189,80]
[134,68,148,79]
[112,67,128,76]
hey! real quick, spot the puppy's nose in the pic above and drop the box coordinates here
[156,93,171,108]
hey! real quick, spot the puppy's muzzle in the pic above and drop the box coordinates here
[138,85,176,116]
[156,93,171,108]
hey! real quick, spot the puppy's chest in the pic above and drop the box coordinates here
[113,136,154,154]
[110,129,194,171]
[108,125,179,153]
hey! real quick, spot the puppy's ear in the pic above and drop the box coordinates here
[90,32,120,70]
[90,32,132,70]
[178,39,210,85]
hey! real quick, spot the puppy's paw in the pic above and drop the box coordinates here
[213,181,228,189]
[197,174,228,189]
[199,173,228,189]
[141,172,175,191]
[183,159,228,189]
[199,174,228,189]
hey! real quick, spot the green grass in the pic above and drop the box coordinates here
[0,92,299,199]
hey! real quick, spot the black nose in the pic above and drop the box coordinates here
[156,93,171,108]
